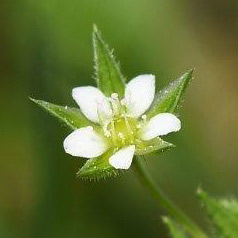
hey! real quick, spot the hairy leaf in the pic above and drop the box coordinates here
[93,25,125,98]
[146,69,193,119]
[197,188,238,238]
[163,217,188,238]
[30,98,95,130]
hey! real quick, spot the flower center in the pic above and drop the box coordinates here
[109,116,138,146]
[101,93,142,148]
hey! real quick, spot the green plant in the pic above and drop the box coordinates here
[31,26,238,238]
[164,189,238,238]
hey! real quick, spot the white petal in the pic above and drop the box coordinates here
[72,86,112,123]
[63,127,108,158]
[109,145,135,170]
[140,113,181,140]
[125,74,155,118]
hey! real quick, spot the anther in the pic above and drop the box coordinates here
[105,131,111,137]
[142,115,147,120]
[118,132,124,139]
[111,93,118,99]
[142,115,147,122]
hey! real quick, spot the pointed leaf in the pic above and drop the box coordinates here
[30,98,95,130]
[197,188,238,238]
[135,137,175,156]
[93,25,125,98]
[146,70,193,119]
[163,217,188,238]
[77,149,122,180]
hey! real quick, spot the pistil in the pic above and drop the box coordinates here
[101,93,140,148]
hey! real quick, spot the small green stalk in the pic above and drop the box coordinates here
[133,158,208,238]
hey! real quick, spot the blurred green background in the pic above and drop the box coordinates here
[1,0,237,237]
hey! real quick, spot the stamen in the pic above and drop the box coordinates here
[111,93,118,99]
[120,99,127,115]
[124,116,133,135]
[142,115,147,122]
[103,124,111,138]
[118,132,124,139]
[118,132,126,145]
[105,133,110,138]
[110,120,118,145]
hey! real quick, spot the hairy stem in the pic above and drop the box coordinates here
[133,158,208,238]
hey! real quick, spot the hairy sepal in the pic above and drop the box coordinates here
[93,25,125,98]
[146,69,193,119]
[30,98,95,130]
[135,138,175,156]
[77,149,123,181]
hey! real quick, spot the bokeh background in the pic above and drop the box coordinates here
[1,0,237,237]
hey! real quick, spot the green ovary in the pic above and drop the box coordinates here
[106,116,140,148]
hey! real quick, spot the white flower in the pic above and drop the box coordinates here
[63,75,181,170]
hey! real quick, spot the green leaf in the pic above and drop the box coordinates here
[93,25,125,98]
[163,217,188,238]
[146,69,193,119]
[77,149,122,180]
[197,188,238,238]
[30,98,95,130]
[135,137,175,156]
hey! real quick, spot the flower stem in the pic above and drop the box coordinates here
[133,158,208,238]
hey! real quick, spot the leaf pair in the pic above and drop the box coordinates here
[31,25,193,180]
[164,189,238,238]
[198,189,238,238]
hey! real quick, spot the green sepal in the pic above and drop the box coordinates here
[77,149,122,181]
[135,137,175,156]
[197,188,238,238]
[30,98,95,130]
[163,216,188,238]
[146,69,193,119]
[93,25,125,98]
